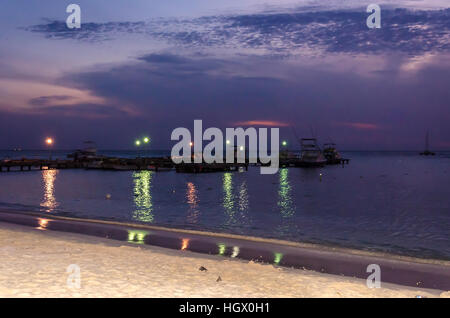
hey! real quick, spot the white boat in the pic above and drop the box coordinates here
[68,141,104,161]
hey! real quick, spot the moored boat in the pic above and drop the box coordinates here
[323,143,343,164]
[68,141,104,161]
[296,138,327,167]
[420,130,435,156]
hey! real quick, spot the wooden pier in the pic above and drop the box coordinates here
[0,159,82,172]
[175,162,248,173]
[0,157,247,173]
[1,156,348,173]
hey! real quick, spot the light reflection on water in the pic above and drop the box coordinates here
[222,173,234,220]
[132,171,154,223]
[274,252,283,265]
[127,229,148,244]
[40,170,59,212]
[217,243,226,256]
[1,152,449,259]
[231,246,240,258]
[238,180,249,212]
[222,173,249,226]
[36,218,50,230]
[181,238,190,250]
[278,168,295,218]
[186,182,199,224]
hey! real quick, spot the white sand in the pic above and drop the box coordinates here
[0,222,447,298]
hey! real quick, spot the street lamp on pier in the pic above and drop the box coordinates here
[45,137,54,160]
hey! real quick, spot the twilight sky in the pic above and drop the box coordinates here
[0,0,449,150]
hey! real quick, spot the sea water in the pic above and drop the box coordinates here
[0,150,449,260]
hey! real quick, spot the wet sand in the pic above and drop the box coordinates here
[0,222,448,298]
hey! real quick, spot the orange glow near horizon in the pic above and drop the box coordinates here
[337,122,379,130]
[233,120,290,127]
[45,137,53,145]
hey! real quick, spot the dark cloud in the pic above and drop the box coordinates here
[48,52,449,150]
[25,20,146,43]
[7,7,450,149]
[26,8,450,55]
[138,53,229,74]
[225,8,450,54]
[29,95,74,106]
[2,50,450,149]
[139,54,188,64]
[31,103,128,118]
[61,54,287,125]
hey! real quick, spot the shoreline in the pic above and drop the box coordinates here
[2,209,449,266]
[0,210,449,293]
[0,221,448,298]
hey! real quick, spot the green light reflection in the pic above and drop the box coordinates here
[223,173,235,221]
[127,230,149,244]
[223,173,250,226]
[218,243,226,256]
[277,168,295,218]
[274,252,283,265]
[132,171,154,223]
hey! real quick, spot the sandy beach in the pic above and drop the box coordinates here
[0,222,448,298]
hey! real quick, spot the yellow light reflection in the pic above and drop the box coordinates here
[36,218,50,231]
[132,171,154,223]
[186,182,200,224]
[277,168,295,218]
[40,169,59,212]
[181,238,190,251]
[127,230,149,244]
[231,246,240,258]
[238,181,249,212]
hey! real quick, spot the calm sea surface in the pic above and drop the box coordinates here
[0,150,449,260]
